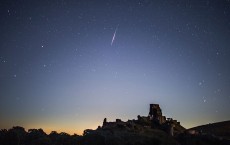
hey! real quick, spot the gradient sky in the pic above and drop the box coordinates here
[0,0,230,135]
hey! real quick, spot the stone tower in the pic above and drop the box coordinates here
[149,104,166,124]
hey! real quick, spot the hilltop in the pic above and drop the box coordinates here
[81,104,185,145]
[188,120,230,140]
[81,104,230,145]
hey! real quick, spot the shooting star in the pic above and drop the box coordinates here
[111,24,119,46]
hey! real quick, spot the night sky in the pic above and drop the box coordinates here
[1,0,230,135]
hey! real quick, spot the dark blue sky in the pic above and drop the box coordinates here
[0,0,230,134]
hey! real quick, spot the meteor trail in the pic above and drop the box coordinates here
[111,24,119,46]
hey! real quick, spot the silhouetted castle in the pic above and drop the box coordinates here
[101,104,185,136]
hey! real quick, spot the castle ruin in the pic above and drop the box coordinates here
[101,104,185,136]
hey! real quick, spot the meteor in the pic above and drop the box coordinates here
[111,24,119,46]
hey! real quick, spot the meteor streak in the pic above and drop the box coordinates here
[111,24,119,46]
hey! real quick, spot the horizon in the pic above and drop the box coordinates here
[2,115,230,135]
[1,0,230,136]
[1,104,229,135]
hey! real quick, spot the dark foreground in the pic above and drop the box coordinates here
[1,125,230,145]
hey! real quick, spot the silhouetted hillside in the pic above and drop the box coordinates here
[81,127,178,145]
[188,120,230,140]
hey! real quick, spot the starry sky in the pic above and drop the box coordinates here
[0,0,230,135]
